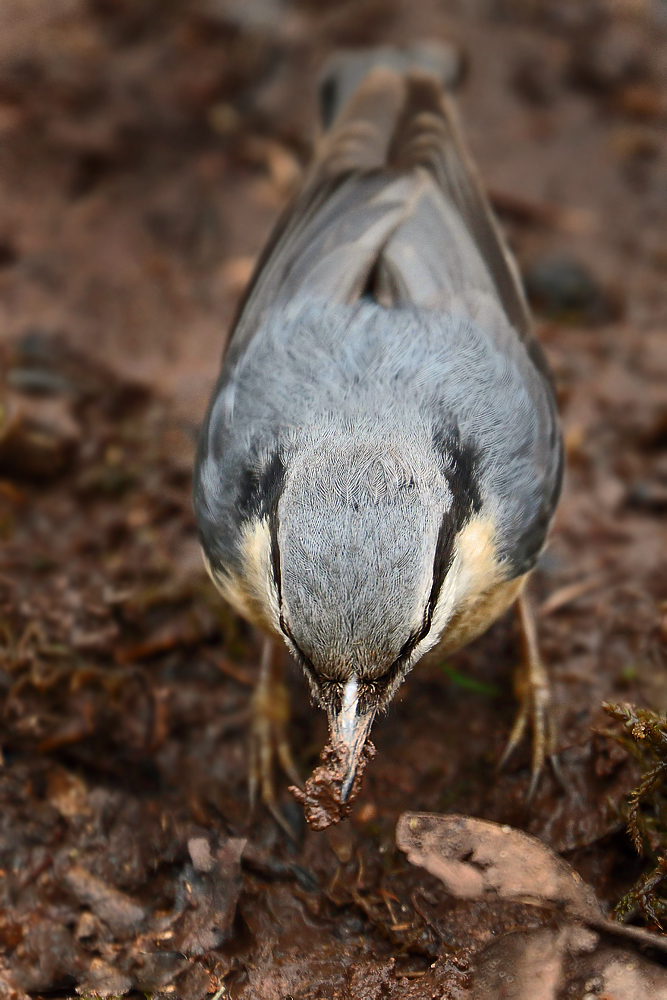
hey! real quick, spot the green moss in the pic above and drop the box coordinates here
[604,702,667,929]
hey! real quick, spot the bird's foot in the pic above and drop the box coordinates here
[497,591,560,800]
[248,639,302,837]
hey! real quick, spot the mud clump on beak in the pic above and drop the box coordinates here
[290,738,376,831]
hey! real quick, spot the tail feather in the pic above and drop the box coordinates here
[319,43,464,129]
[226,43,538,368]
[314,54,531,337]
[392,74,532,337]
[315,67,404,175]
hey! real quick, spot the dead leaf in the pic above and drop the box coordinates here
[173,835,246,956]
[10,925,85,994]
[0,959,29,1000]
[75,957,133,998]
[398,812,667,998]
[601,954,667,998]
[470,927,570,1000]
[0,391,80,480]
[175,960,213,1000]
[131,951,190,992]
[220,255,256,295]
[396,813,601,920]
[62,864,146,936]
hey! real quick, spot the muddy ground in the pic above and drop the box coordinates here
[1,0,667,997]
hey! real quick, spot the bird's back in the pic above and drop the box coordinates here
[194,45,562,627]
[226,46,536,358]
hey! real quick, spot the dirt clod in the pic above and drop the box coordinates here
[290,739,376,830]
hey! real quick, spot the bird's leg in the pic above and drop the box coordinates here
[498,590,559,798]
[248,637,302,834]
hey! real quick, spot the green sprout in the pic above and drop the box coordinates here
[440,663,500,698]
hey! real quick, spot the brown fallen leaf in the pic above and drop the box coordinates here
[62,865,146,936]
[75,957,133,999]
[203,649,256,687]
[616,82,667,120]
[46,766,91,819]
[470,925,598,1000]
[174,960,213,1000]
[173,835,246,956]
[10,925,86,995]
[601,952,667,998]
[488,188,596,235]
[539,574,605,616]
[0,391,80,480]
[220,255,256,295]
[114,617,206,663]
[398,813,667,998]
[471,927,667,1000]
[131,951,190,992]
[396,813,601,920]
[0,958,29,1000]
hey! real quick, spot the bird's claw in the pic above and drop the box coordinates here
[497,591,560,800]
[497,668,557,800]
[248,640,302,838]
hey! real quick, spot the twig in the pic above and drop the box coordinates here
[203,649,257,687]
[539,575,605,616]
[489,188,595,235]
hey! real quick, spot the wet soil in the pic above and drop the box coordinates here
[290,739,377,832]
[1,0,667,997]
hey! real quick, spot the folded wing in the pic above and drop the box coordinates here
[226,57,548,382]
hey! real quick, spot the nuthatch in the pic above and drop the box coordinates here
[194,45,563,821]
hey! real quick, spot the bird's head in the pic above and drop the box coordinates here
[201,425,488,798]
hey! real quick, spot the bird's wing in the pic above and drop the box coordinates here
[224,68,409,367]
[225,63,550,379]
[374,71,531,334]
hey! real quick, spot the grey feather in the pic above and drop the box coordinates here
[319,43,464,129]
[194,48,563,694]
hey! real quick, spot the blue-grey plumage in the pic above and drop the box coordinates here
[194,46,563,807]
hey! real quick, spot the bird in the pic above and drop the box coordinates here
[193,44,564,825]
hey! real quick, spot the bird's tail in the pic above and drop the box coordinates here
[318,43,464,132]
[311,43,465,178]
[309,44,531,337]
[227,42,532,354]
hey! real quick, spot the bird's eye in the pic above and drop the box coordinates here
[237,466,261,519]
[317,678,344,712]
[356,677,391,713]
[236,451,285,522]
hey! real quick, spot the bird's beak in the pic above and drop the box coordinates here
[327,676,376,801]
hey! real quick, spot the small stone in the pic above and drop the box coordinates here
[75,957,132,998]
[73,912,99,941]
[523,254,616,323]
[0,391,80,480]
